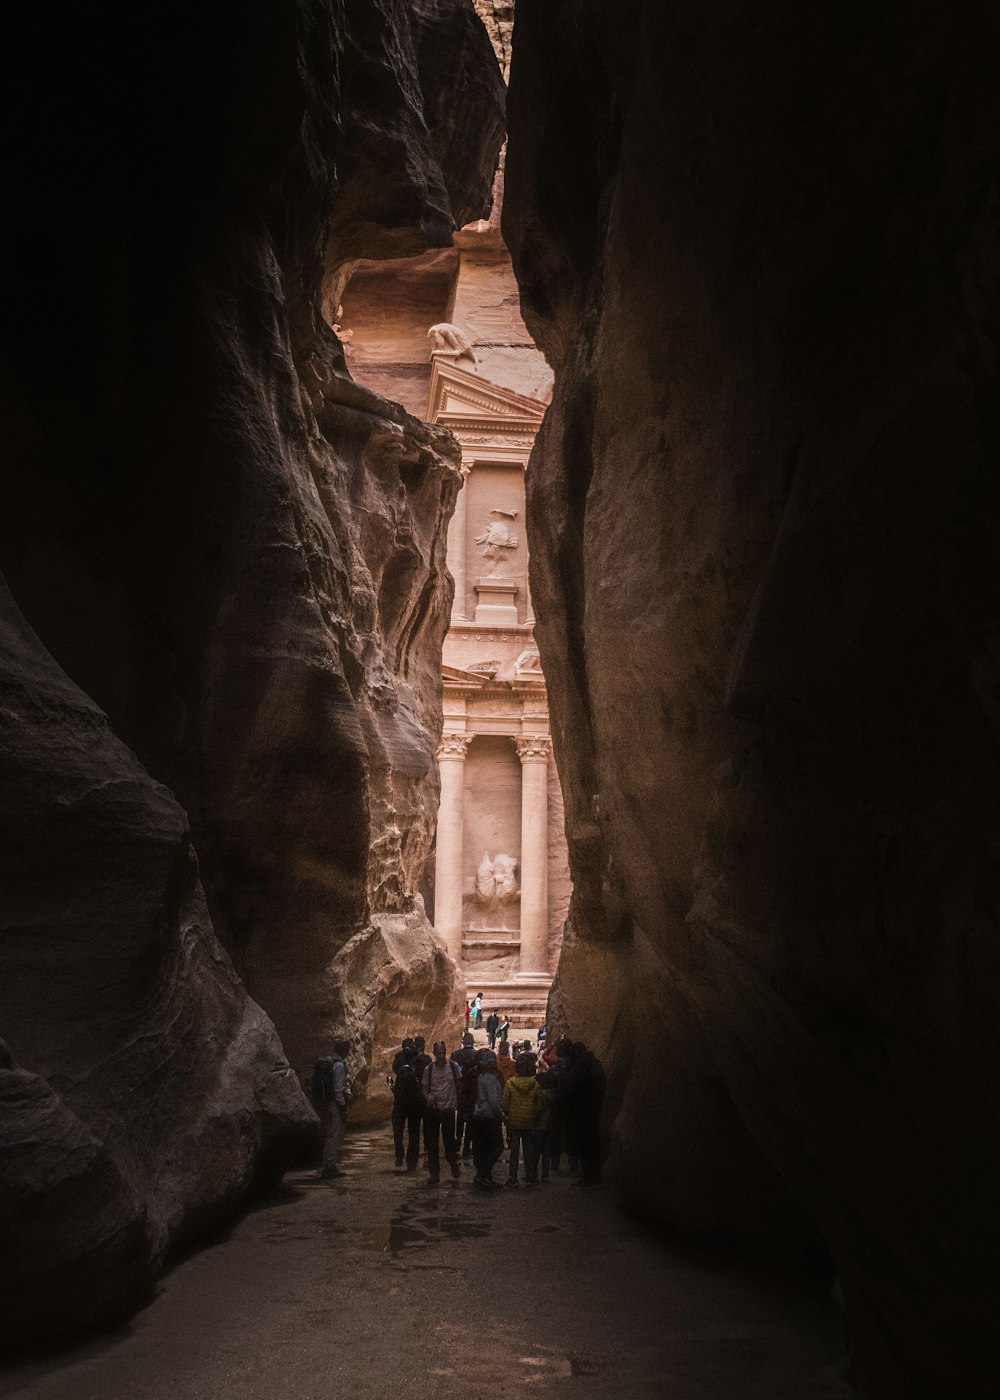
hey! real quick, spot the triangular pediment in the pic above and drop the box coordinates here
[441,663,495,689]
[427,357,547,427]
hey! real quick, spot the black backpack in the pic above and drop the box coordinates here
[312,1056,336,1103]
[392,1060,423,1109]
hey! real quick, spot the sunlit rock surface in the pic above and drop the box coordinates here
[0,0,503,1344]
[504,2,1000,1395]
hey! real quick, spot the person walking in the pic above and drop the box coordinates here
[312,1037,351,1179]
[470,1050,505,1187]
[502,1052,543,1186]
[421,1041,462,1184]
[452,1033,479,1158]
[486,1009,500,1049]
[390,1044,424,1171]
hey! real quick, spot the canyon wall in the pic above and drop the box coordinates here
[504,3,1000,1397]
[1,0,504,1340]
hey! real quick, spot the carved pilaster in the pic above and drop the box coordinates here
[517,734,550,976]
[435,733,471,964]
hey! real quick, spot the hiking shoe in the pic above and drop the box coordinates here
[450,1161,461,1179]
[524,1179,537,1188]
[504,1179,519,1188]
[394,1156,404,1168]
[321,1167,346,1179]
[425,1175,440,1186]
[404,1164,416,1173]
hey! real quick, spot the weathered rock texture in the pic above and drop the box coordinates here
[0,575,315,1347]
[505,3,1000,1397]
[1,0,503,1344]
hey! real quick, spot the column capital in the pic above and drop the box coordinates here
[437,733,472,760]
[515,735,552,763]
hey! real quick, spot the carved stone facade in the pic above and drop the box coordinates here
[430,352,571,1018]
[340,166,572,1023]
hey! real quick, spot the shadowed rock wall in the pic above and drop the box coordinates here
[1,0,504,1342]
[504,2,1000,1396]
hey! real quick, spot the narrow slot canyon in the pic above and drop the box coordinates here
[1,3,998,1399]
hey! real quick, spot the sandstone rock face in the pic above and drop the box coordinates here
[504,3,1000,1395]
[0,576,315,1347]
[1,0,503,1345]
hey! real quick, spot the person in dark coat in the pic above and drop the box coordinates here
[565,1041,607,1185]
[390,1044,424,1171]
[452,1032,479,1158]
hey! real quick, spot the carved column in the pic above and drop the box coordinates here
[448,467,470,621]
[435,733,472,962]
[516,736,551,976]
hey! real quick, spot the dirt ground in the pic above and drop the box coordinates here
[1,1128,856,1399]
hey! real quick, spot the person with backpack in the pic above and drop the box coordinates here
[392,1036,416,1073]
[502,1052,543,1186]
[312,1037,351,1179]
[421,1040,462,1184]
[451,1033,479,1158]
[470,1049,505,1188]
[412,1035,432,1079]
[390,1044,424,1171]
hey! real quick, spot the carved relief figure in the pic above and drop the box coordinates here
[476,851,496,906]
[493,853,520,906]
[428,322,477,366]
[475,851,520,910]
[475,509,519,569]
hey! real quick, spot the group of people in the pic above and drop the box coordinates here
[387,1032,606,1189]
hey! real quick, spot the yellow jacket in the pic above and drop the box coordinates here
[503,1075,542,1129]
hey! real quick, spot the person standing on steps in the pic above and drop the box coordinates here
[503,1052,543,1186]
[390,1043,424,1171]
[496,1012,511,1047]
[486,1009,500,1049]
[421,1040,462,1184]
[470,1049,506,1187]
[312,1037,351,1179]
[472,993,484,1028]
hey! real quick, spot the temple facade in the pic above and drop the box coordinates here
[341,206,571,1024]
